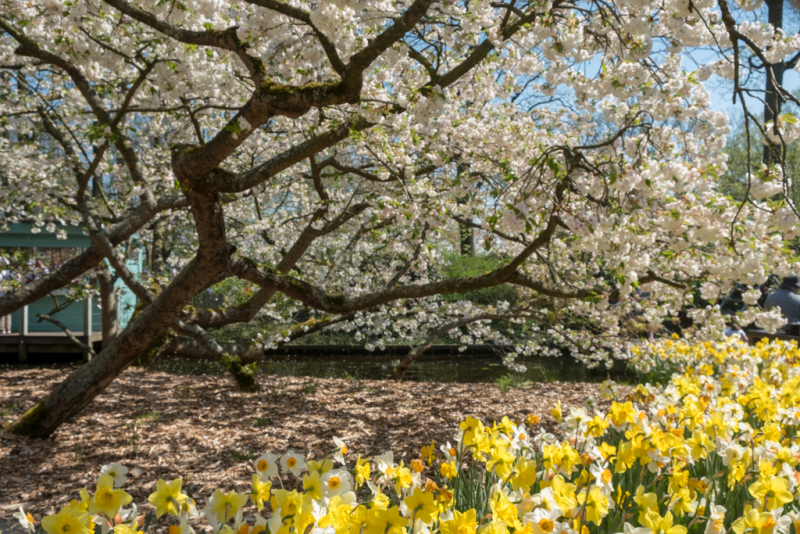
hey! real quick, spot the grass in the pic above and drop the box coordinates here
[495,373,528,393]
[528,364,554,383]
[224,448,258,461]
[0,404,16,417]
[135,411,162,421]
[252,417,272,427]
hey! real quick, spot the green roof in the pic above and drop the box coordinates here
[0,222,91,248]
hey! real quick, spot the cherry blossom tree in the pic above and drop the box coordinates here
[1,0,799,437]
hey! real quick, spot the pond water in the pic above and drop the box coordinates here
[2,347,630,383]
[150,352,626,383]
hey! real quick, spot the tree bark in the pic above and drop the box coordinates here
[763,0,784,166]
[7,191,229,438]
[97,268,118,349]
[151,219,168,275]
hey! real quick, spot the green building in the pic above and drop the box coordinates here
[0,222,142,361]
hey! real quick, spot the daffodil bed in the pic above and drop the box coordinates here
[7,337,800,534]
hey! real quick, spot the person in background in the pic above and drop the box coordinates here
[764,275,800,330]
[724,320,747,341]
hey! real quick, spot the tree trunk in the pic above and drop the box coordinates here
[97,268,118,349]
[763,0,784,165]
[151,219,168,275]
[7,191,229,438]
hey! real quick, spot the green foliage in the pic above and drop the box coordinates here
[722,116,800,256]
[223,448,258,461]
[252,416,272,427]
[135,411,162,421]
[626,355,681,386]
[439,253,517,306]
[528,364,554,383]
[722,115,800,206]
[495,373,528,393]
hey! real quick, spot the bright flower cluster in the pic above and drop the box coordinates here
[18,338,800,534]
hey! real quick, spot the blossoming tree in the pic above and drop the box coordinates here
[1,0,799,437]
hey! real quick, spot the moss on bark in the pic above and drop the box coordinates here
[6,401,48,437]
[221,354,259,392]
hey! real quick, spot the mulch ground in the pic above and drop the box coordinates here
[0,365,618,521]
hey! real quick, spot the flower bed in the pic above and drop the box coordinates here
[12,337,800,534]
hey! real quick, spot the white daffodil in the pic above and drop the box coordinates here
[769,507,792,534]
[590,463,614,497]
[534,487,561,512]
[704,504,727,534]
[100,462,129,487]
[375,451,395,476]
[785,510,800,534]
[119,503,138,524]
[322,469,353,497]
[564,407,589,433]
[332,437,348,465]
[533,430,556,448]
[254,452,279,480]
[509,426,530,453]
[280,450,307,476]
[523,507,564,534]
[511,489,537,517]
[178,498,200,520]
[92,514,113,534]
[201,493,220,531]
[614,522,651,534]
[13,507,36,534]
[171,516,195,534]
[268,509,284,534]
[440,442,458,463]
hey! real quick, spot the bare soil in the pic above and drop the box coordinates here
[0,366,616,520]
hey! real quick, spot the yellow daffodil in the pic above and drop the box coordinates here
[391,464,412,494]
[421,441,436,465]
[208,489,248,523]
[732,508,777,534]
[687,430,716,460]
[89,474,133,518]
[641,511,687,534]
[404,488,438,524]
[41,507,92,534]
[307,459,334,475]
[490,492,520,529]
[748,476,794,511]
[364,506,407,534]
[551,402,563,423]
[112,525,141,534]
[251,473,271,511]
[460,416,485,446]
[147,478,188,518]
[302,471,323,500]
[440,509,478,534]
[576,486,609,526]
[510,457,538,492]
[486,443,516,479]
[440,461,458,479]
[355,456,371,488]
